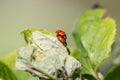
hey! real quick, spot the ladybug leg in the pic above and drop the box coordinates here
[63,42,67,47]
[66,47,70,55]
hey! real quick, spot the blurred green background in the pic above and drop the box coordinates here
[0,0,120,59]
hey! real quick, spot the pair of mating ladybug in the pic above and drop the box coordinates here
[55,30,67,47]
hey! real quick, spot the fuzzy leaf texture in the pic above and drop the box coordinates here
[16,29,81,80]
[72,9,116,74]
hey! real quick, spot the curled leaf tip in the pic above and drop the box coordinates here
[21,28,56,44]
[21,28,35,44]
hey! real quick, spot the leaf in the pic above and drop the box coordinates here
[72,8,116,74]
[16,29,81,80]
[21,28,35,44]
[104,65,120,80]
[71,49,90,74]
[99,22,120,75]
[0,61,17,80]
[110,28,120,65]
[21,28,56,44]
[1,52,39,80]
[82,74,97,80]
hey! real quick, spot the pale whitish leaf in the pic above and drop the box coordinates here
[16,29,81,80]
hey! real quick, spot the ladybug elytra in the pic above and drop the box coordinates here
[55,30,67,46]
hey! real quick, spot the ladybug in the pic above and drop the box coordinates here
[56,30,67,39]
[55,30,67,46]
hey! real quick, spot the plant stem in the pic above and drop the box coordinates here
[90,68,103,80]
[86,57,103,80]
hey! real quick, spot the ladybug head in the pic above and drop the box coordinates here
[56,30,61,33]
[55,30,65,34]
[55,29,66,37]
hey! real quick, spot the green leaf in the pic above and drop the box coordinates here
[1,52,39,80]
[72,8,116,74]
[0,61,17,80]
[99,22,120,75]
[104,65,120,80]
[82,74,97,80]
[110,28,120,65]
[71,49,90,74]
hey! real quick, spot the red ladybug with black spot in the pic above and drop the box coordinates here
[55,30,67,47]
